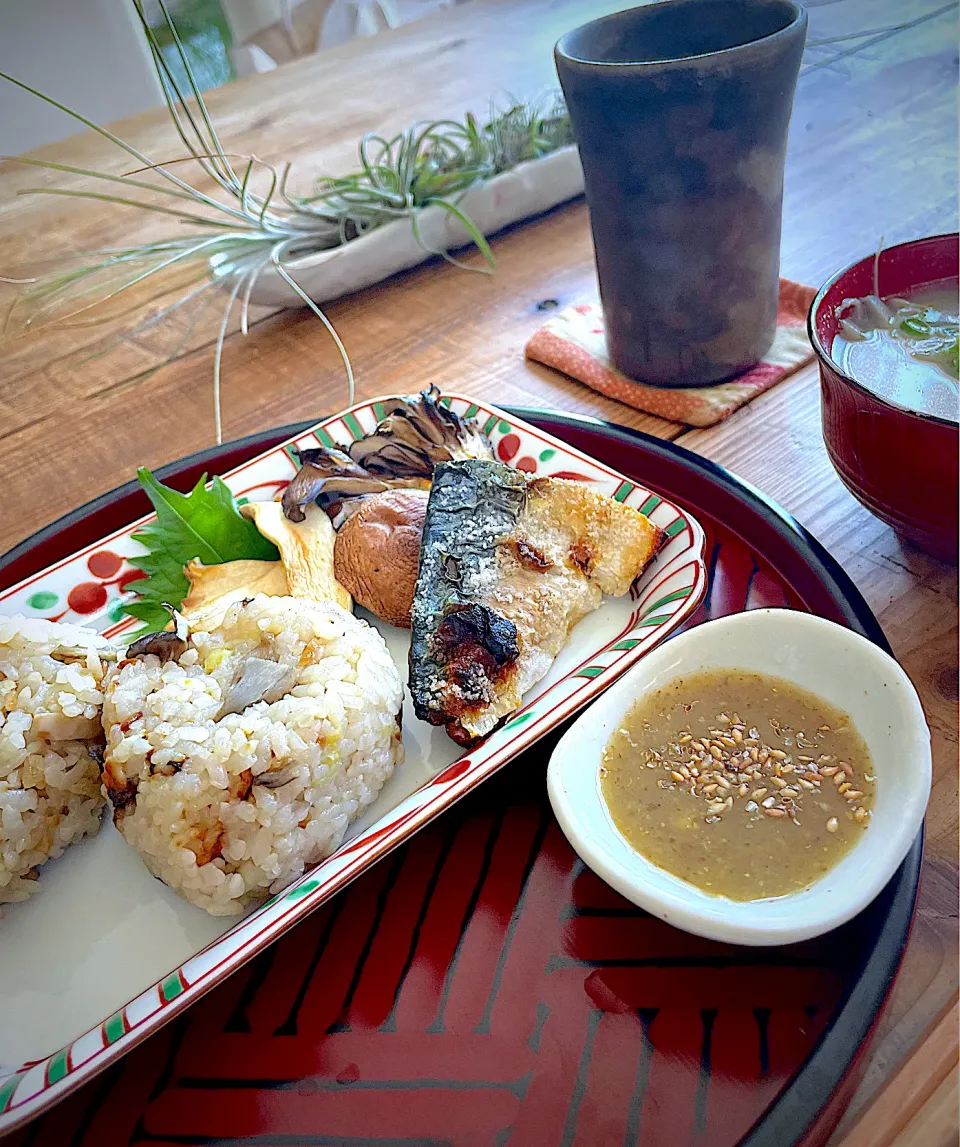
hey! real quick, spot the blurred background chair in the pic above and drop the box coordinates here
[0,0,466,154]
[227,0,461,75]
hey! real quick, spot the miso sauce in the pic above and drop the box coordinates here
[600,669,875,901]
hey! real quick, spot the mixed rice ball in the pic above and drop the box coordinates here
[101,595,404,915]
[0,616,112,903]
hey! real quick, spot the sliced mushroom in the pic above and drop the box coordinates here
[241,501,351,611]
[216,656,298,718]
[126,608,189,662]
[49,642,118,665]
[281,462,420,523]
[255,766,298,790]
[181,558,288,630]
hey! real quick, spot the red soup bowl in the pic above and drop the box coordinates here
[809,233,959,562]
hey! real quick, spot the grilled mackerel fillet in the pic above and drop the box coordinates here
[409,460,662,745]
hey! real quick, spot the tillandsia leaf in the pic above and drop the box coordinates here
[134,0,242,193]
[122,466,280,634]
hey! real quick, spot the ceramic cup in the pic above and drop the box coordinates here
[555,0,807,387]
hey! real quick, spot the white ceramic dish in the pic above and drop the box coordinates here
[246,148,584,306]
[0,393,705,1132]
[547,608,931,947]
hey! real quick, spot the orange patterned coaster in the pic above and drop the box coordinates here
[525,279,817,427]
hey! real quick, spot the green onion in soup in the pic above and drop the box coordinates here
[832,277,958,421]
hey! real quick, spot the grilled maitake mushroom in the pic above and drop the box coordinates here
[348,387,493,477]
[282,386,493,523]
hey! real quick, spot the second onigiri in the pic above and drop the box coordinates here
[101,595,404,915]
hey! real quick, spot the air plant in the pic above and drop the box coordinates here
[0,0,574,442]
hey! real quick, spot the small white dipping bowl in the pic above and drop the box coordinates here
[547,609,931,946]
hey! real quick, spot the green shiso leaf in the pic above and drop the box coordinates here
[121,467,279,634]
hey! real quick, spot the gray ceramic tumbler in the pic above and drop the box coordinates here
[556,0,807,387]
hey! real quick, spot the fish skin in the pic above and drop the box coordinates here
[409,460,527,744]
[409,458,663,746]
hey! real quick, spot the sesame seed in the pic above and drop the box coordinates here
[769,750,788,760]
[745,800,758,812]
[845,790,864,800]
[671,771,686,783]
[855,807,867,822]
[820,765,839,777]
[826,817,839,833]
[751,788,768,800]
[764,807,787,818]
[761,796,776,809]
[838,782,851,795]
[709,745,723,760]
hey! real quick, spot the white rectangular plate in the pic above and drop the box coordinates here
[0,394,706,1132]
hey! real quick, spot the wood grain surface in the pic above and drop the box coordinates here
[834,997,958,1147]
[0,0,957,1140]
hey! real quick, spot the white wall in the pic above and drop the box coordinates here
[0,0,165,157]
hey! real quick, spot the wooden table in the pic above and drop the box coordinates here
[0,0,956,1143]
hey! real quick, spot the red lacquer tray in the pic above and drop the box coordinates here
[1,410,919,1147]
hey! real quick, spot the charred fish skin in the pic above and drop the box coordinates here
[409,460,527,743]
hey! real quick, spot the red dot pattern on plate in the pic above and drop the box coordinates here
[497,434,521,462]
[434,758,471,784]
[86,550,123,579]
[67,583,108,615]
[118,569,145,592]
[551,470,593,482]
[515,456,538,473]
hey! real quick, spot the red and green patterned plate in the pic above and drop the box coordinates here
[0,396,707,1135]
[0,408,919,1147]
